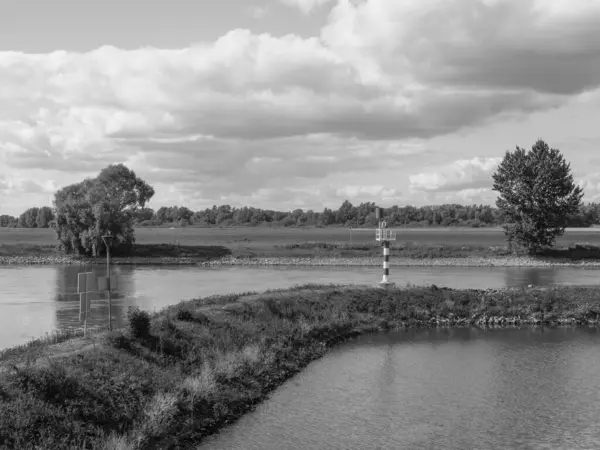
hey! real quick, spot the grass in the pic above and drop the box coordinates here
[1,283,600,449]
[1,227,600,260]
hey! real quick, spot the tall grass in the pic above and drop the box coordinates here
[0,326,106,362]
[1,285,600,449]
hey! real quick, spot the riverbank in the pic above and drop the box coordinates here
[1,284,600,449]
[3,253,600,268]
[3,238,600,267]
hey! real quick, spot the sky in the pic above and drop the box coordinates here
[1,0,600,216]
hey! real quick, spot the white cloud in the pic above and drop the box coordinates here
[335,185,400,202]
[409,157,502,193]
[579,174,600,202]
[1,0,600,214]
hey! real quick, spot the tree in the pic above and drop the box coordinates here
[0,215,16,227]
[53,164,155,256]
[492,139,583,253]
[36,207,54,228]
[176,206,193,223]
[18,207,39,228]
[131,207,154,222]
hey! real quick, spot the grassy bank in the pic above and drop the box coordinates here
[4,241,600,267]
[2,284,600,449]
[1,227,600,264]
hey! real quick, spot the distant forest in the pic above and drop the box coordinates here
[2,201,600,229]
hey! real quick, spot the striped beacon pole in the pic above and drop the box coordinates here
[375,207,396,286]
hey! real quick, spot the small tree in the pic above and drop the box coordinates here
[492,139,583,254]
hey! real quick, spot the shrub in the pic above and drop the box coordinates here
[103,330,131,350]
[175,309,194,322]
[127,306,151,339]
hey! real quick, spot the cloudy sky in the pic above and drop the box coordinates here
[1,0,600,216]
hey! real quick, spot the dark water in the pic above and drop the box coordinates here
[1,264,600,350]
[198,327,600,450]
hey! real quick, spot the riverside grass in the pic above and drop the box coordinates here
[2,226,600,264]
[2,284,600,449]
[4,242,600,267]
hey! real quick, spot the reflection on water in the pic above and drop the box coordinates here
[53,264,137,332]
[199,328,600,450]
[503,267,554,287]
[1,265,600,350]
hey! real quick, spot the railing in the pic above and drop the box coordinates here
[376,229,396,241]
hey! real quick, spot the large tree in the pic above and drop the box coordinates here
[492,139,583,253]
[53,164,155,256]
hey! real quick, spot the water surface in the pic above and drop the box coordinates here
[1,264,599,350]
[199,327,600,450]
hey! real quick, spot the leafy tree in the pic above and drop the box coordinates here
[53,164,155,256]
[18,207,41,228]
[176,206,193,223]
[131,207,154,222]
[36,206,54,228]
[0,215,16,227]
[155,206,172,223]
[492,139,583,253]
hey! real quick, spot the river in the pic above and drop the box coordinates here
[1,264,600,351]
[198,327,600,450]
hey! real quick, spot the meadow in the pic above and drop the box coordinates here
[1,226,600,259]
[1,283,600,449]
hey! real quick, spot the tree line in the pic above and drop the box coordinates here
[0,139,593,256]
[130,201,600,229]
[3,199,600,231]
[4,199,599,231]
[0,206,55,228]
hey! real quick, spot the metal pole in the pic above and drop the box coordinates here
[84,290,88,338]
[107,245,112,331]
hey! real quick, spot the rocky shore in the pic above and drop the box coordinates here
[3,253,600,268]
[201,255,600,268]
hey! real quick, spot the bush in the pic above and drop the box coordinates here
[175,309,194,322]
[127,306,151,339]
[103,330,131,350]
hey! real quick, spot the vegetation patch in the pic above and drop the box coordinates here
[1,284,600,449]
[110,243,231,259]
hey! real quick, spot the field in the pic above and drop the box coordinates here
[1,226,600,259]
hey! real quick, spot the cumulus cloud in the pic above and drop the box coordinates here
[321,0,600,95]
[579,174,600,202]
[0,176,55,195]
[409,157,502,193]
[1,0,600,213]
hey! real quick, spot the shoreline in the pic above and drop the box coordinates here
[2,254,600,268]
[2,284,600,449]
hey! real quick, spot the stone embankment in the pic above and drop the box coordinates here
[200,255,600,268]
[3,254,600,268]
[0,255,202,265]
[0,255,79,265]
